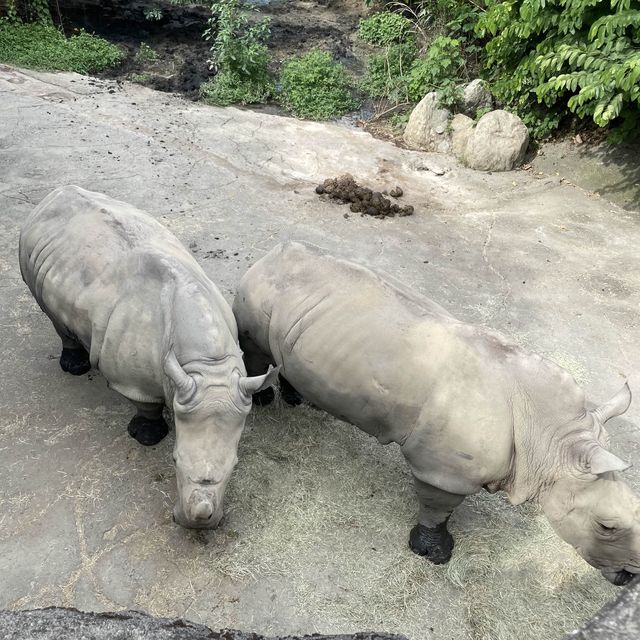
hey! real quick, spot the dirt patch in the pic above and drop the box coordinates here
[51,0,367,99]
[316,174,414,218]
[53,0,211,95]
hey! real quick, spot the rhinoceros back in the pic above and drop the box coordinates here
[235,242,467,443]
[235,242,527,493]
[19,185,229,404]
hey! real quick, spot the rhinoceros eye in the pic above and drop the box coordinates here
[598,522,617,533]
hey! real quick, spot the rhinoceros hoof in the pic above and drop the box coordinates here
[279,375,303,406]
[59,347,91,375]
[128,415,169,446]
[409,522,454,564]
[253,387,275,407]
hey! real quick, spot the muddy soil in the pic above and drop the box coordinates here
[52,0,367,98]
[53,0,212,95]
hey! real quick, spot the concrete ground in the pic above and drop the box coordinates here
[1,65,639,640]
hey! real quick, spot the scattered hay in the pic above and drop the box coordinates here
[0,397,619,639]
[213,403,616,639]
[316,175,414,218]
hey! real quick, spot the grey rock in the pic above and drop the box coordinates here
[403,92,452,153]
[450,113,474,159]
[0,608,407,640]
[463,109,529,171]
[459,79,493,117]
[565,575,640,639]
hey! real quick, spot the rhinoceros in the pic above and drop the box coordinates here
[233,241,640,585]
[19,186,278,529]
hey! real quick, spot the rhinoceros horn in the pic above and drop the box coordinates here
[239,364,280,398]
[594,383,632,423]
[589,446,631,475]
[164,348,197,403]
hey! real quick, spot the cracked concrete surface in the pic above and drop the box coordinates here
[1,65,640,640]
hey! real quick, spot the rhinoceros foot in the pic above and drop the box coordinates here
[409,522,454,564]
[59,346,91,375]
[253,387,275,407]
[279,374,303,406]
[128,414,169,446]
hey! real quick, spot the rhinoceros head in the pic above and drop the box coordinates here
[164,349,278,529]
[542,384,640,585]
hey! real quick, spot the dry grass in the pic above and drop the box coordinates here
[0,392,619,639]
[212,401,617,639]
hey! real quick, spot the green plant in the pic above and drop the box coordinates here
[2,0,51,23]
[389,110,411,130]
[200,0,273,105]
[477,0,640,139]
[130,72,153,84]
[358,11,413,45]
[474,105,493,121]
[362,40,416,101]
[0,20,123,73]
[135,42,159,65]
[144,6,163,21]
[201,70,273,105]
[406,35,466,104]
[279,51,359,119]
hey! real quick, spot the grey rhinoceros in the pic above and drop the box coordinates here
[233,241,640,585]
[19,186,278,529]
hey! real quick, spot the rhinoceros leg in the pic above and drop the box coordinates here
[239,334,276,406]
[127,402,169,446]
[279,373,303,406]
[409,478,465,564]
[51,320,91,376]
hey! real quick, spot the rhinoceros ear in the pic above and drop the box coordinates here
[594,383,632,423]
[164,348,197,403]
[589,446,631,475]
[239,365,280,398]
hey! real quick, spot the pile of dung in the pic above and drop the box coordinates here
[316,174,414,218]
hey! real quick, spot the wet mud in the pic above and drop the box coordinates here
[51,0,366,98]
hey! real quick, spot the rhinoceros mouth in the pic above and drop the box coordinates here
[611,569,635,586]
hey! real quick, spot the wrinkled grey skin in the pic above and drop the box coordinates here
[19,186,277,529]
[233,241,640,584]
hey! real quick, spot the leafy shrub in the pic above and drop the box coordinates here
[201,70,273,105]
[406,36,465,105]
[444,2,484,69]
[0,21,123,73]
[359,5,472,109]
[135,42,159,65]
[358,11,414,45]
[2,0,51,23]
[143,6,163,21]
[279,51,359,119]
[477,0,640,138]
[200,0,274,105]
[361,41,417,101]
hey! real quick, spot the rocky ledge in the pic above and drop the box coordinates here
[0,608,408,640]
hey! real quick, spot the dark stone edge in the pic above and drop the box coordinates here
[0,607,407,640]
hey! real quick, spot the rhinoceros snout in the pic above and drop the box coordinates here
[173,490,221,529]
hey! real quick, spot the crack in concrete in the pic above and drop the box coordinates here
[480,211,512,323]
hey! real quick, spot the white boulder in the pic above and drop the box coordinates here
[462,109,529,171]
[459,79,493,117]
[450,113,474,158]
[403,92,452,153]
